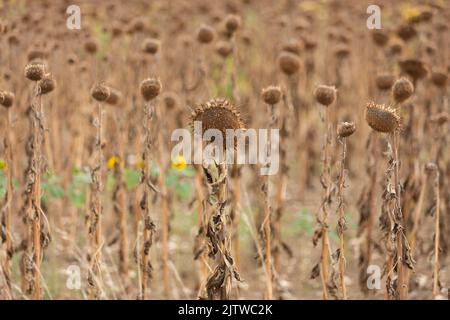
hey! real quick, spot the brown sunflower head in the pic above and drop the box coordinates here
[399,59,428,81]
[375,73,395,91]
[91,83,111,102]
[139,78,162,101]
[38,73,56,95]
[365,102,400,133]
[278,52,301,75]
[0,91,14,108]
[389,38,403,55]
[162,92,178,110]
[313,85,337,106]
[191,98,244,149]
[431,71,448,88]
[84,38,98,54]
[196,24,215,44]
[261,86,282,105]
[216,41,233,58]
[337,121,356,138]
[224,14,241,34]
[142,38,160,55]
[25,62,45,81]
[371,29,389,47]
[397,24,417,41]
[105,88,122,105]
[392,77,414,103]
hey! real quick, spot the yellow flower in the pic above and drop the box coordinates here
[299,1,321,12]
[136,160,146,170]
[0,159,6,171]
[402,5,421,23]
[107,156,120,170]
[171,155,187,171]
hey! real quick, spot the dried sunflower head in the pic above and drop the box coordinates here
[105,88,122,105]
[91,83,111,102]
[261,86,282,105]
[38,73,56,95]
[191,98,244,150]
[139,78,161,101]
[392,77,414,103]
[431,71,448,88]
[24,62,45,81]
[337,121,356,138]
[375,73,395,91]
[314,85,337,106]
[365,102,400,133]
[399,59,428,81]
[0,91,14,108]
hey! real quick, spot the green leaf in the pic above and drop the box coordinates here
[106,173,115,193]
[68,170,91,209]
[0,172,6,199]
[124,168,140,190]
[41,173,64,202]
[175,182,191,200]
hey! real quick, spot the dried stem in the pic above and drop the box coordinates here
[336,137,348,299]
[2,107,14,298]
[262,173,273,300]
[405,169,426,286]
[391,132,405,299]
[230,166,241,272]
[139,101,156,300]
[113,112,129,278]
[261,103,278,300]
[88,102,104,299]
[20,84,47,299]
[155,104,171,299]
[431,168,440,297]
[317,105,332,300]
[273,95,288,274]
[358,133,379,294]
[204,162,240,300]
[194,165,208,290]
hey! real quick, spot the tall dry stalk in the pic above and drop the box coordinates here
[191,98,242,300]
[261,174,272,300]
[21,62,53,299]
[138,78,161,299]
[275,90,288,276]
[261,85,283,299]
[0,91,14,299]
[155,102,171,299]
[335,122,355,300]
[425,163,441,297]
[391,130,406,299]
[87,83,110,299]
[365,102,414,300]
[203,162,239,299]
[112,156,129,277]
[391,78,415,299]
[224,16,242,287]
[278,51,302,199]
[107,89,129,279]
[312,85,337,300]
[357,132,380,294]
[193,164,208,292]
[229,165,242,271]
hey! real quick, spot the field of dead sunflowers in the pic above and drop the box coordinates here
[0,0,449,301]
